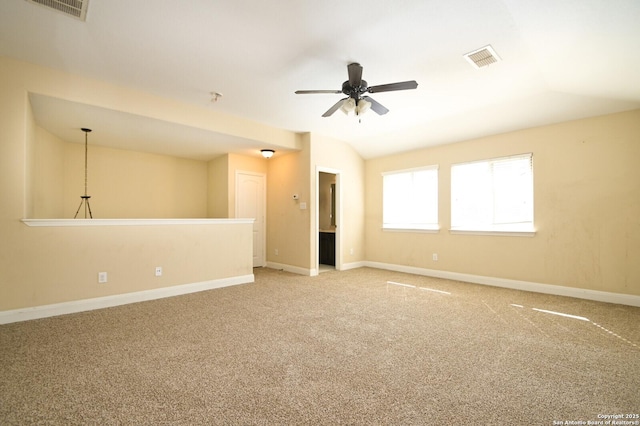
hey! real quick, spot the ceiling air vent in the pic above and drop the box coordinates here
[25,0,89,21]
[464,45,501,69]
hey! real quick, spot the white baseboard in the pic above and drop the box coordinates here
[265,261,314,276]
[364,261,640,308]
[341,261,366,271]
[17,262,633,325]
[0,274,254,325]
[264,261,366,276]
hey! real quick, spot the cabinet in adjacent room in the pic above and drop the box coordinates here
[319,231,335,266]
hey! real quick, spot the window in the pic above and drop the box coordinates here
[451,153,533,234]
[382,165,438,231]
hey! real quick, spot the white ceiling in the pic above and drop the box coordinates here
[1,0,639,160]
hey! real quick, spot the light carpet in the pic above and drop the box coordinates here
[1,267,639,425]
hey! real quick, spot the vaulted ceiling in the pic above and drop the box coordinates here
[1,0,639,159]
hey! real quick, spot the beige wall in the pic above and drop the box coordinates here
[265,131,366,273]
[30,122,272,221]
[30,126,210,219]
[60,143,208,218]
[3,222,253,311]
[31,127,65,218]
[207,155,229,218]
[25,98,36,219]
[311,133,366,269]
[0,56,292,311]
[267,135,312,270]
[365,110,640,296]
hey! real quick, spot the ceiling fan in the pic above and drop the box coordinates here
[295,63,418,117]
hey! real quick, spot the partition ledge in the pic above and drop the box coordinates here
[22,218,254,227]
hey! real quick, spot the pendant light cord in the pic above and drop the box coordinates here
[74,128,93,219]
[84,130,88,197]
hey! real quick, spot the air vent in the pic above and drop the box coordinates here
[25,0,89,21]
[464,45,501,69]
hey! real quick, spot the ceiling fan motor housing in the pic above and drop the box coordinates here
[342,80,367,100]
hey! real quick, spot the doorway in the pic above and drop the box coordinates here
[236,171,266,267]
[317,168,340,273]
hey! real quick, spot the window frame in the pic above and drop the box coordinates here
[382,164,439,233]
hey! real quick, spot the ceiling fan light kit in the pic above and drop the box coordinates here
[340,98,356,114]
[295,63,418,118]
[340,97,371,116]
[356,98,371,115]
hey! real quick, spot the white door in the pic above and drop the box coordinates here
[236,172,266,267]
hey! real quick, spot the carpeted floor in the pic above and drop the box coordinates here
[1,267,639,425]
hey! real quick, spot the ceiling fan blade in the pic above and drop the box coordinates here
[295,90,342,94]
[362,96,389,115]
[348,63,363,88]
[367,80,418,93]
[322,97,348,117]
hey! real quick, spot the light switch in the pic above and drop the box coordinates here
[299,202,307,210]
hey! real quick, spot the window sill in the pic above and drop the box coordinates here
[383,227,440,234]
[449,228,536,237]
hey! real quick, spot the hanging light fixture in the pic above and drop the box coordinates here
[261,149,275,159]
[74,128,93,219]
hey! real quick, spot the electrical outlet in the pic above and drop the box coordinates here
[275,249,279,256]
[98,272,108,283]
[350,248,354,255]
[432,253,438,261]
[299,202,307,210]
[155,266,162,277]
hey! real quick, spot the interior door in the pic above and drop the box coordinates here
[236,172,266,267]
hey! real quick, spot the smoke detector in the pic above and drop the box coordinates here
[464,45,501,69]
[25,0,90,21]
